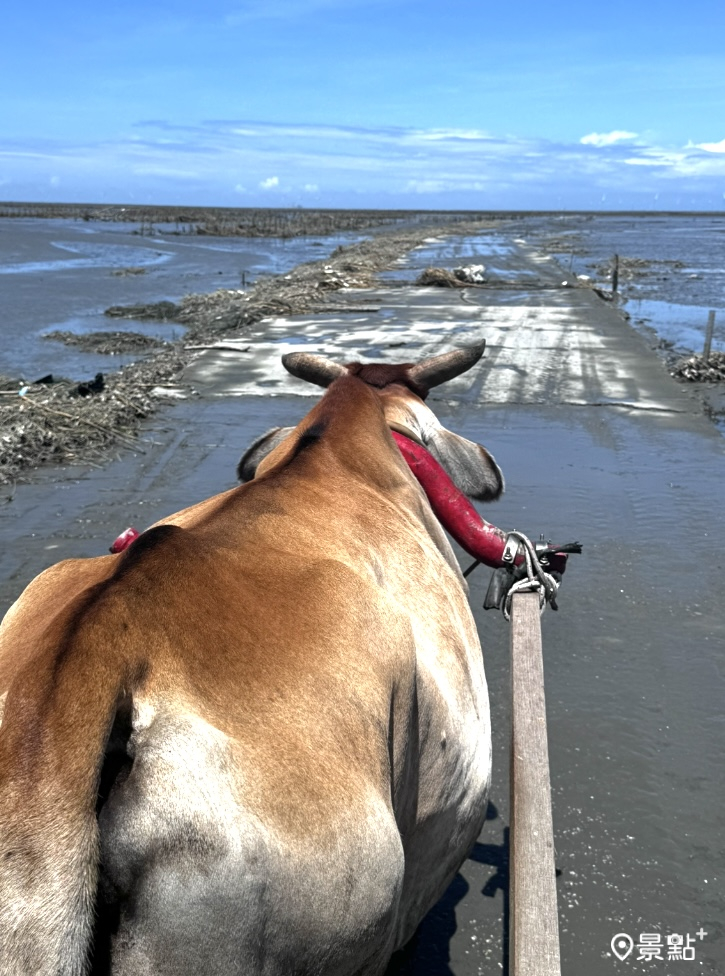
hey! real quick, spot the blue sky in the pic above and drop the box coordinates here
[2,0,724,210]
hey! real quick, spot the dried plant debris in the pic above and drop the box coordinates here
[589,257,686,282]
[540,236,585,253]
[110,267,147,277]
[0,220,493,484]
[671,352,725,382]
[416,268,467,288]
[416,265,488,287]
[44,331,167,355]
[0,344,186,484]
[105,300,181,321]
[0,377,153,481]
[0,202,497,238]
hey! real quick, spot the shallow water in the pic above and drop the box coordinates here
[0,238,173,275]
[0,218,358,381]
[627,298,725,354]
[511,213,725,355]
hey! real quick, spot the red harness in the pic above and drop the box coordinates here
[109,526,140,553]
[390,431,510,568]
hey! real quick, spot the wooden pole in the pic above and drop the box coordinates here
[611,254,619,294]
[510,591,561,976]
[703,310,716,361]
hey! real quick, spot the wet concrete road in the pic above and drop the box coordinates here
[0,230,723,974]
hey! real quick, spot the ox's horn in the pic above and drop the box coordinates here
[282,352,347,388]
[408,342,486,390]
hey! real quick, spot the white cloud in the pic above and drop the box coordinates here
[696,138,725,153]
[621,145,725,178]
[405,177,491,194]
[132,164,201,179]
[412,128,491,142]
[405,179,447,193]
[0,150,54,159]
[623,157,670,167]
[580,130,638,148]
[4,119,725,209]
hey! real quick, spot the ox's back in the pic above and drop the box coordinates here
[0,374,490,976]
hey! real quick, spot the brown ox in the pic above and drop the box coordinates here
[0,345,503,976]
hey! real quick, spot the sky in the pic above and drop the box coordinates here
[2,0,724,210]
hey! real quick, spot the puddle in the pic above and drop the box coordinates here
[268,333,337,345]
[485,265,540,279]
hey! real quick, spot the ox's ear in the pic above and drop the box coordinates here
[237,427,295,481]
[425,429,504,502]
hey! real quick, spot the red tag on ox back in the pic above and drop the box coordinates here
[110,527,140,553]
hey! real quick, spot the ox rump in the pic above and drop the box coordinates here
[0,345,502,976]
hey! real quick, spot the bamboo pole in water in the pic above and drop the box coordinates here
[703,310,716,361]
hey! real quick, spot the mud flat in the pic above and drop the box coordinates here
[0,219,723,975]
[0,220,495,485]
[0,201,483,237]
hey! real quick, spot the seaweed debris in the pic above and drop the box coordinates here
[105,300,181,321]
[416,268,467,288]
[671,352,725,382]
[111,266,147,277]
[589,257,686,283]
[415,266,488,287]
[44,331,168,355]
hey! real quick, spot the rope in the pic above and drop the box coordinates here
[501,530,560,622]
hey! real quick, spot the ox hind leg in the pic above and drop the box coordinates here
[92,705,406,976]
[92,706,275,975]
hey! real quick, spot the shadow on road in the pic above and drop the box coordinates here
[385,805,509,975]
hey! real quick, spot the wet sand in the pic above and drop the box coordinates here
[0,227,723,973]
